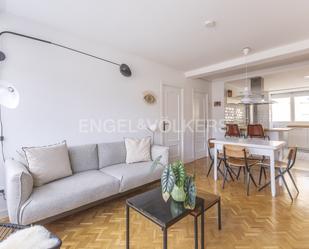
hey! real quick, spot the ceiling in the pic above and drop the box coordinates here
[3,0,309,71]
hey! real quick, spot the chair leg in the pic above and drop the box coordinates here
[280,172,293,201]
[217,199,222,230]
[246,171,250,196]
[227,167,235,181]
[222,167,228,189]
[218,167,225,178]
[248,169,258,187]
[258,167,263,185]
[287,170,299,194]
[258,180,271,191]
[217,159,225,178]
[207,160,214,177]
[263,167,267,180]
[230,167,238,177]
[236,168,241,180]
[258,174,281,191]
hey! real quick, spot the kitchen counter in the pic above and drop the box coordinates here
[221,127,293,132]
[265,128,293,132]
[221,126,292,141]
[287,124,309,128]
[265,128,293,141]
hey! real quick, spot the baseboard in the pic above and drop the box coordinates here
[183,157,195,164]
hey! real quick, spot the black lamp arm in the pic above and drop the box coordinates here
[0,31,132,76]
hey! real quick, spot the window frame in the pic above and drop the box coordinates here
[270,89,309,124]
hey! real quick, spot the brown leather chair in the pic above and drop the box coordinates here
[247,124,270,140]
[225,124,241,137]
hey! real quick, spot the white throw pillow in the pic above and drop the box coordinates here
[23,141,72,187]
[125,137,151,164]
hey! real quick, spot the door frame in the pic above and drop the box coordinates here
[192,89,209,161]
[160,83,184,162]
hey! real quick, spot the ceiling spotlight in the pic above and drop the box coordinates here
[242,47,251,56]
[204,20,216,28]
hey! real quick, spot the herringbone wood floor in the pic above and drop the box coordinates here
[45,158,309,249]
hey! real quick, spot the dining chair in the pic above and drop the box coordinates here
[207,138,225,178]
[247,124,270,140]
[258,147,299,201]
[222,144,259,195]
[225,124,241,137]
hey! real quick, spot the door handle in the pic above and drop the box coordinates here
[163,121,169,131]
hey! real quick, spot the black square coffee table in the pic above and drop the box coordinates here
[126,187,206,249]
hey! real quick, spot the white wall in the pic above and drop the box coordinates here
[263,66,309,91]
[210,80,225,139]
[0,0,5,13]
[0,13,210,214]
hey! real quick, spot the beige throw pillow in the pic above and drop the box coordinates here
[23,141,72,187]
[125,137,151,164]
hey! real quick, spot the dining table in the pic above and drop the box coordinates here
[211,138,286,197]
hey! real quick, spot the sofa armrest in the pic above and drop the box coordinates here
[5,159,33,224]
[151,145,169,166]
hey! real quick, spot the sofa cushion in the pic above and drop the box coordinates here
[68,144,99,173]
[98,142,126,168]
[124,137,151,164]
[19,170,120,225]
[23,141,72,187]
[100,161,164,192]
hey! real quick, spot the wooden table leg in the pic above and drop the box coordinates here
[126,204,130,249]
[194,216,198,249]
[201,203,205,249]
[163,227,167,249]
[218,199,222,230]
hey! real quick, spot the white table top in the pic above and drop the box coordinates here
[210,138,286,150]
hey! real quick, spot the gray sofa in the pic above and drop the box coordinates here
[4,141,169,225]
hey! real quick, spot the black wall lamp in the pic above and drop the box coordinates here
[0,31,132,77]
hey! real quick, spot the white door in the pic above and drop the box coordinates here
[193,91,208,160]
[161,84,183,162]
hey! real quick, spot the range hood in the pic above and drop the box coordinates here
[239,77,274,105]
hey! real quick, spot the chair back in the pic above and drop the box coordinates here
[225,124,241,137]
[223,144,247,159]
[247,124,265,138]
[208,138,215,160]
[287,147,297,170]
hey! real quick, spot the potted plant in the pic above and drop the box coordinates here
[152,156,196,210]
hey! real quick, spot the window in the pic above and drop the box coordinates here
[271,97,291,122]
[295,95,309,121]
[270,91,309,123]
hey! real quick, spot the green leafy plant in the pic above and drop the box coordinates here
[152,157,197,210]
[171,161,186,187]
[183,175,196,209]
[161,164,176,201]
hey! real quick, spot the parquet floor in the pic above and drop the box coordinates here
[46,158,309,249]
